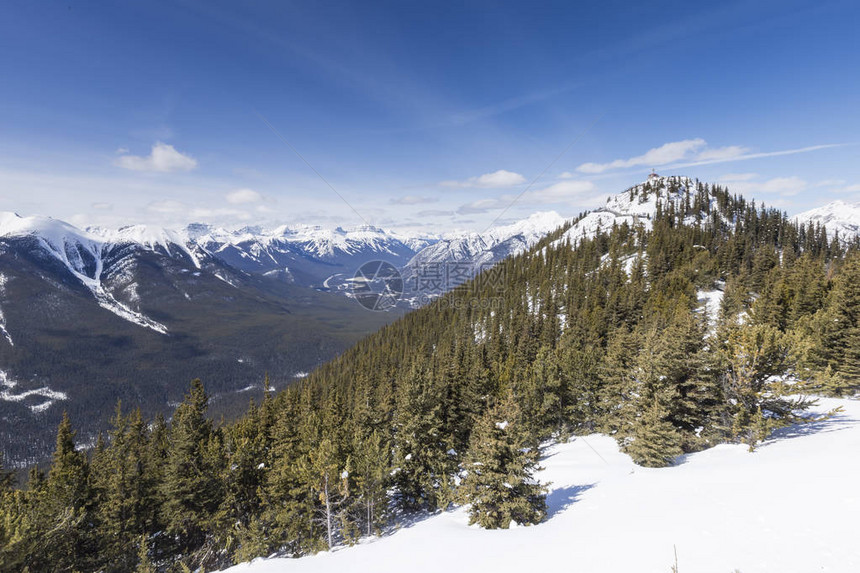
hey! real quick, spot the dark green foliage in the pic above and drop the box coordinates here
[392,363,456,512]
[32,412,95,572]
[159,379,226,568]
[459,391,547,528]
[90,403,158,572]
[624,400,684,467]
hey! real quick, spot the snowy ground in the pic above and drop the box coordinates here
[223,397,860,573]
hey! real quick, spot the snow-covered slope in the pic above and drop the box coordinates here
[221,396,860,573]
[555,175,697,246]
[794,199,860,240]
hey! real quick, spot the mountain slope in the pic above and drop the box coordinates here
[220,397,860,573]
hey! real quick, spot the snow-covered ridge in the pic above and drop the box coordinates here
[794,199,860,240]
[1,212,169,333]
[186,221,437,259]
[403,211,566,281]
[555,175,697,246]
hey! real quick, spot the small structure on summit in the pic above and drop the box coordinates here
[648,169,660,180]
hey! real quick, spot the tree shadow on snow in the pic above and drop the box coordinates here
[381,506,457,538]
[545,483,595,519]
[761,403,859,446]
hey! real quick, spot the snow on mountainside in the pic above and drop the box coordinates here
[267,224,416,259]
[0,369,67,414]
[221,396,860,573]
[89,224,203,268]
[402,211,566,294]
[794,199,860,240]
[0,212,168,333]
[555,175,697,246]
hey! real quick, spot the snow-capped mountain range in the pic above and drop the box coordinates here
[400,211,567,298]
[4,173,859,334]
[0,209,573,317]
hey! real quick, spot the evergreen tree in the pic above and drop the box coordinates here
[299,437,351,550]
[160,379,224,567]
[392,363,455,512]
[719,323,806,447]
[0,454,13,494]
[459,391,546,529]
[624,399,684,467]
[91,403,155,572]
[351,429,390,536]
[134,535,156,573]
[33,412,94,572]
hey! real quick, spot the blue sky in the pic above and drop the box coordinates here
[1,0,858,233]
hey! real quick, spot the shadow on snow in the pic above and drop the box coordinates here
[545,483,595,519]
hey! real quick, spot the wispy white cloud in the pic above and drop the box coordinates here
[442,169,526,189]
[226,188,264,204]
[146,199,255,222]
[390,195,439,205]
[816,179,846,187]
[814,179,860,194]
[416,209,455,217]
[577,139,707,173]
[719,173,758,182]
[669,144,846,169]
[456,194,517,215]
[115,142,197,173]
[524,180,597,204]
[577,140,845,174]
[721,175,808,197]
[695,145,750,162]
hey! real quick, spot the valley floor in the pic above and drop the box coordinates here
[223,397,860,573]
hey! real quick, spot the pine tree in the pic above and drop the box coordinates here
[624,399,684,467]
[459,391,546,529]
[160,379,224,565]
[299,437,351,550]
[351,429,390,537]
[0,453,13,494]
[719,323,806,447]
[134,535,156,573]
[92,403,155,572]
[34,412,95,572]
[392,363,455,512]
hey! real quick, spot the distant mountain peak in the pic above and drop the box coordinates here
[795,199,860,239]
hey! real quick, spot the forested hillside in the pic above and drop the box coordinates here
[2,178,859,572]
